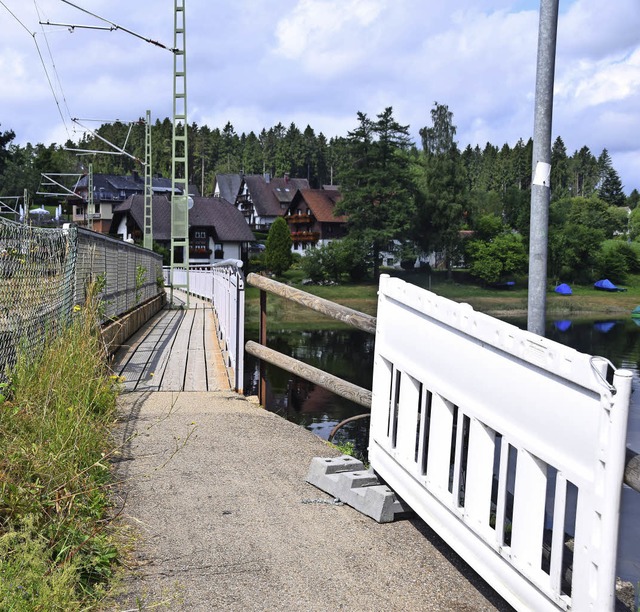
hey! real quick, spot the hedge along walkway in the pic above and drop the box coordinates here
[107,290,510,610]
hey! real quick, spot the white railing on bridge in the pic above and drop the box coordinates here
[165,261,245,393]
[369,275,632,611]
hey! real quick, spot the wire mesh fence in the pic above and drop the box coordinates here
[0,217,78,378]
[0,218,164,379]
[75,229,164,324]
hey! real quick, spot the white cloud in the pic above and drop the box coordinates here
[273,0,386,76]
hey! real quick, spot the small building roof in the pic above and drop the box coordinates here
[112,195,254,243]
[215,173,243,203]
[294,188,346,223]
[243,174,310,217]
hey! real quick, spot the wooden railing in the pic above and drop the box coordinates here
[245,273,375,408]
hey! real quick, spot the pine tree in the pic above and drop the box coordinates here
[599,166,626,207]
[335,107,415,278]
[415,102,467,274]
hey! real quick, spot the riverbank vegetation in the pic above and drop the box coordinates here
[0,289,120,610]
[245,267,640,333]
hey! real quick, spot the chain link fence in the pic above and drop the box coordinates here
[0,217,78,377]
[75,229,163,324]
[0,218,164,378]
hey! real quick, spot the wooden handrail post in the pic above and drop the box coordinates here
[259,289,267,406]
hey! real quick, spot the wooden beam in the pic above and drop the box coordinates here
[245,340,372,409]
[625,448,640,493]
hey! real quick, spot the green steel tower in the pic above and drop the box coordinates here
[170,0,189,306]
[143,110,153,250]
[87,163,94,231]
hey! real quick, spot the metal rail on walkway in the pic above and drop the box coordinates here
[166,261,245,392]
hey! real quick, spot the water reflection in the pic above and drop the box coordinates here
[244,328,374,450]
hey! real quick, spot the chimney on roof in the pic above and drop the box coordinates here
[284,173,290,184]
[264,172,271,184]
[132,170,140,182]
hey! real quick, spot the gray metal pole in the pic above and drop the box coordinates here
[527,0,559,335]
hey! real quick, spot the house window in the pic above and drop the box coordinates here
[214,248,224,259]
[194,231,206,239]
[76,207,83,215]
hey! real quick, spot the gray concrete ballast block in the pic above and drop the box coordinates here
[306,456,411,523]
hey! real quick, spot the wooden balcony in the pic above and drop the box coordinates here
[291,231,320,242]
[287,213,312,224]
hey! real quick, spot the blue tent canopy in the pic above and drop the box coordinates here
[555,283,572,295]
[594,279,619,291]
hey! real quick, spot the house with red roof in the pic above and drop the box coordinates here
[284,187,347,255]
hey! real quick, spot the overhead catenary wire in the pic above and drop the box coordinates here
[34,0,74,135]
[57,0,178,53]
[0,0,72,140]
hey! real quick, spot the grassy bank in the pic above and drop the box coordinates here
[0,293,120,610]
[245,268,640,331]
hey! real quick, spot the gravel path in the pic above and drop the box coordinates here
[109,390,513,611]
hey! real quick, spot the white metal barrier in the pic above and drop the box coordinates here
[369,275,632,611]
[164,262,245,392]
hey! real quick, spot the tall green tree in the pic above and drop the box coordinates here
[415,102,467,274]
[264,217,293,276]
[550,136,570,200]
[598,165,626,207]
[335,107,415,278]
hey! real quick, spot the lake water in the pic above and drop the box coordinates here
[244,316,640,587]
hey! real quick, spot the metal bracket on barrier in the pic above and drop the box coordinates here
[590,356,617,395]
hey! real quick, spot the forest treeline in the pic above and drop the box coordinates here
[1,104,638,285]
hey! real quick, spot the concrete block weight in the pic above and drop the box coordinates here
[306,456,411,523]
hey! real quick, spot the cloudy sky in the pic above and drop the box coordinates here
[1,0,639,192]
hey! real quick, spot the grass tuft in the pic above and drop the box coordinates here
[0,283,120,610]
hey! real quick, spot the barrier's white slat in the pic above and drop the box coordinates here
[494,437,510,549]
[511,450,547,574]
[426,394,454,497]
[395,373,420,465]
[550,473,568,596]
[464,418,495,534]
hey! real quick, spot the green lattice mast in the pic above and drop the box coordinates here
[169,0,190,306]
[87,163,94,230]
[143,110,153,250]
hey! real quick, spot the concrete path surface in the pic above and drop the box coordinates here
[111,390,512,611]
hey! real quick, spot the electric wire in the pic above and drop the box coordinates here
[34,0,74,137]
[0,1,71,140]
[60,0,177,53]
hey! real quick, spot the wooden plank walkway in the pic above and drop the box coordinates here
[112,292,230,393]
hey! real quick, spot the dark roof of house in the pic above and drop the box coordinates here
[243,175,310,217]
[295,189,347,223]
[189,197,255,241]
[112,195,254,242]
[75,173,181,195]
[215,173,243,203]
